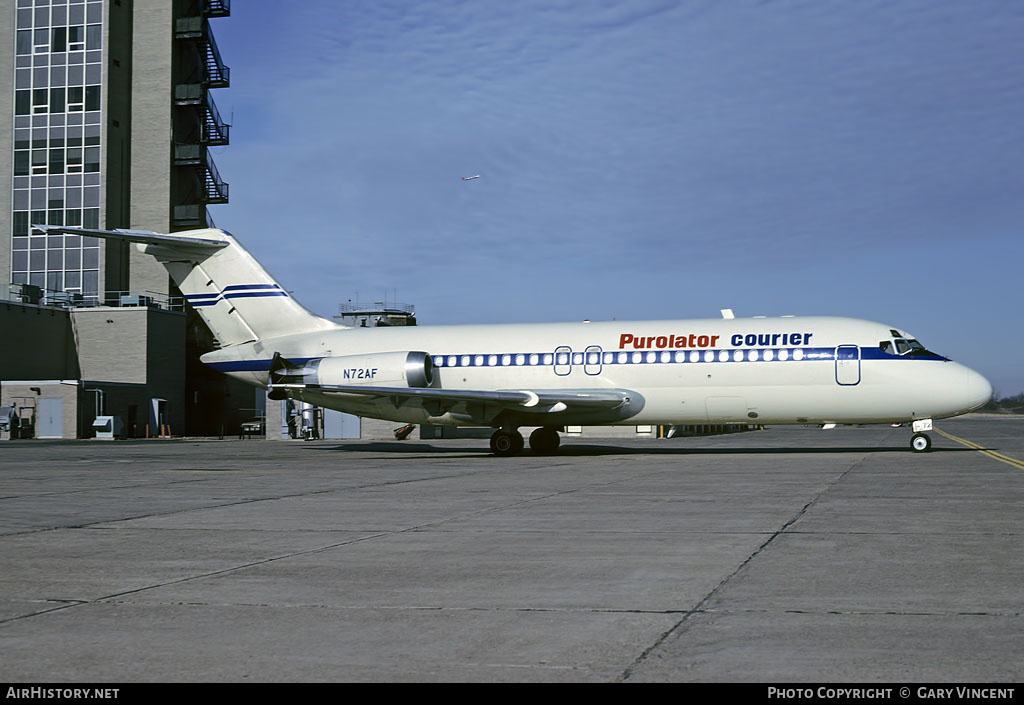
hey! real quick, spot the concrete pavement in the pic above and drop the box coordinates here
[1,416,1021,682]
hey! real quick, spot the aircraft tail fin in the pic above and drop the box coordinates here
[34,225,341,347]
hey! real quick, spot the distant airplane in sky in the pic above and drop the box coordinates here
[461,175,481,181]
[36,225,994,456]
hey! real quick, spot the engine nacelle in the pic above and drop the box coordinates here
[273,351,433,390]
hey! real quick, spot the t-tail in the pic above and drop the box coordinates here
[34,226,340,347]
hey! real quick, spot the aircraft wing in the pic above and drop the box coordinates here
[270,383,632,414]
[32,225,228,250]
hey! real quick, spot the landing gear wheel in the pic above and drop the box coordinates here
[529,427,561,454]
[490,429,524,457]
[911,433,932,453]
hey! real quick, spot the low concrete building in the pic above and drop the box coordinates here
[0,298,184,438]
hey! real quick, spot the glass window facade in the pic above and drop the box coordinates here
[10,0,104,296]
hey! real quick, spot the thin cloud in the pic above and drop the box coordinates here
[214,0,1024,391]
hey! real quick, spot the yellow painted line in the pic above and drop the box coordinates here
[935,428,1024,471]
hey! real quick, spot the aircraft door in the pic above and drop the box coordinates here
[584,345,603,375]
[835,345,861,385]
[554,346,572,376]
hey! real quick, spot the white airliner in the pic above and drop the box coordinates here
[38,226,993,456]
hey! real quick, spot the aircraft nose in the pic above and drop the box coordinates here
[963,367,993,411]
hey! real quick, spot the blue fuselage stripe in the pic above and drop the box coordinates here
[207,347,947,373]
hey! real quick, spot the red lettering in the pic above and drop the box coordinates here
[619,333,722,349]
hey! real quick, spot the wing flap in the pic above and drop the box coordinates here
[269,383,631,412]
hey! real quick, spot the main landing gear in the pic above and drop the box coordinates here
[489,427,561,457]
[489,429,524,456]
[529,427,561,455]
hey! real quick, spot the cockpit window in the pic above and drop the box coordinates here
[906,339,939,356]
[893,338,938,356]
[879,341,893,354]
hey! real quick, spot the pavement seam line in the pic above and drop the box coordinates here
[1,466,662,623]
[615,451,871,682]
[0,532,397,628]
[0,467,503,539]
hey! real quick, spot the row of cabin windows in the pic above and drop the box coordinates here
[434,348,816,368]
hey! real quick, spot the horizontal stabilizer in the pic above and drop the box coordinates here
[34,224,338,347]
[32,225,228,250]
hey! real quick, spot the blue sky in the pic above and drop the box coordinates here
[212,1,1024,394]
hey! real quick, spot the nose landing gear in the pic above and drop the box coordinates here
[911,433,932,452]
[909,418,934,452]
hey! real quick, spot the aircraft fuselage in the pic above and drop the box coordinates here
[203,316,991,428]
